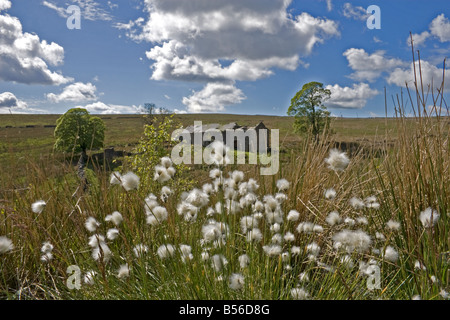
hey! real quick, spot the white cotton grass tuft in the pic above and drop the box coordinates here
[326,211,342,226]
[105,211,123,226]
[40,241,54,263]
[262,244,282,257]
[88,234,105,248]
[121,171,140,191]
[290,287,310,300]
[306,242,321,257]
[31,200,46,214]
[276,178,290,191]
[85,217,100,233]
[349,197,365,209]
[154,165,172,183]
[229,273,245,290]
[133,244,148,258]
[110,171,122,185]
[91,242,112,263]
[386,220,401,231]
[284,232,295,242]
[160,156,173,169]
[414,260,427,271]
[106,228,119,240]
[211,254,228,272]
[325,148,350,172]
[296,222,323,234]
[419,207,440,228]
[365,196,380,209]
[382,245,399,263]
[287,210,300,222]
[332,229,372,254]
[185,188,209,208]
[157,244,175,259]
[117,264,130,279]
[238,254,250,269]
[84,271,96,285]
[160,186,173,202]
[324,188,337,200]
[246,228,263,242]
[179,244,194,262]
[146,206,168,226]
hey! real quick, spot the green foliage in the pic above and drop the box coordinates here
[287,81,332,137]
[127,114,193,192]
[54,108,105,153]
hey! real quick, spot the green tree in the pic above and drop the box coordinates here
[54,108,105,191]
[287,81,332,139]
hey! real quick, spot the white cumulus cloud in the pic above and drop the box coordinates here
[79,101,146,114]
[182,83,246,113]
[325,83,379,109]
[343,48,407,82]
[119,0,340,112]
[0,8,71,85]
[0,91,27,110]
[430,13,450,43]
[47,82,98,103]
[0,0,11,11]
[387,60,450,92]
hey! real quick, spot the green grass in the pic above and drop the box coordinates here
[0,111,448,300]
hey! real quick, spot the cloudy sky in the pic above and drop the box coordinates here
[0,0,449,117]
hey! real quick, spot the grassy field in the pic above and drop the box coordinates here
[0,110,448,301]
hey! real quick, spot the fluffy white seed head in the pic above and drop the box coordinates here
[0,237,14,254]
[160,156,173,169]
[287,210,300,222]
[238,254,250,269]
[326,211,342,226]
[324,188,337,200]
[84,271,96,285]
[85,217,100,233]
[306,242,321,257]
[296,222,323,234]
[419,207,440,228]
[276,178,290,192]
[386,220,401,231]
[246,228,263,243]
[157,244,175,259]
[91,242,112,263]
[117,264,130,279]
[383,245,399,263]
[284,232,295,242]
[110,172,122,185]
[211,254,228,272]
[121,172,140,191]
[262,244,282,257]
[106,228,119,240]
[146,206,168,226]
[325,149,350,172]
[105,211,123,226]
[179,244,193,262]
[290,287,310,300]
[133,244,148,257]
[31,200,46,214]
[41,241,54,254]
[350,197,365,210]
[185,188,209,208]
[229,273,245,290]
[332,229,372,253]
[88,234,105,248]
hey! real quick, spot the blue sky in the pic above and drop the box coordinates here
[0,0,449,117]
